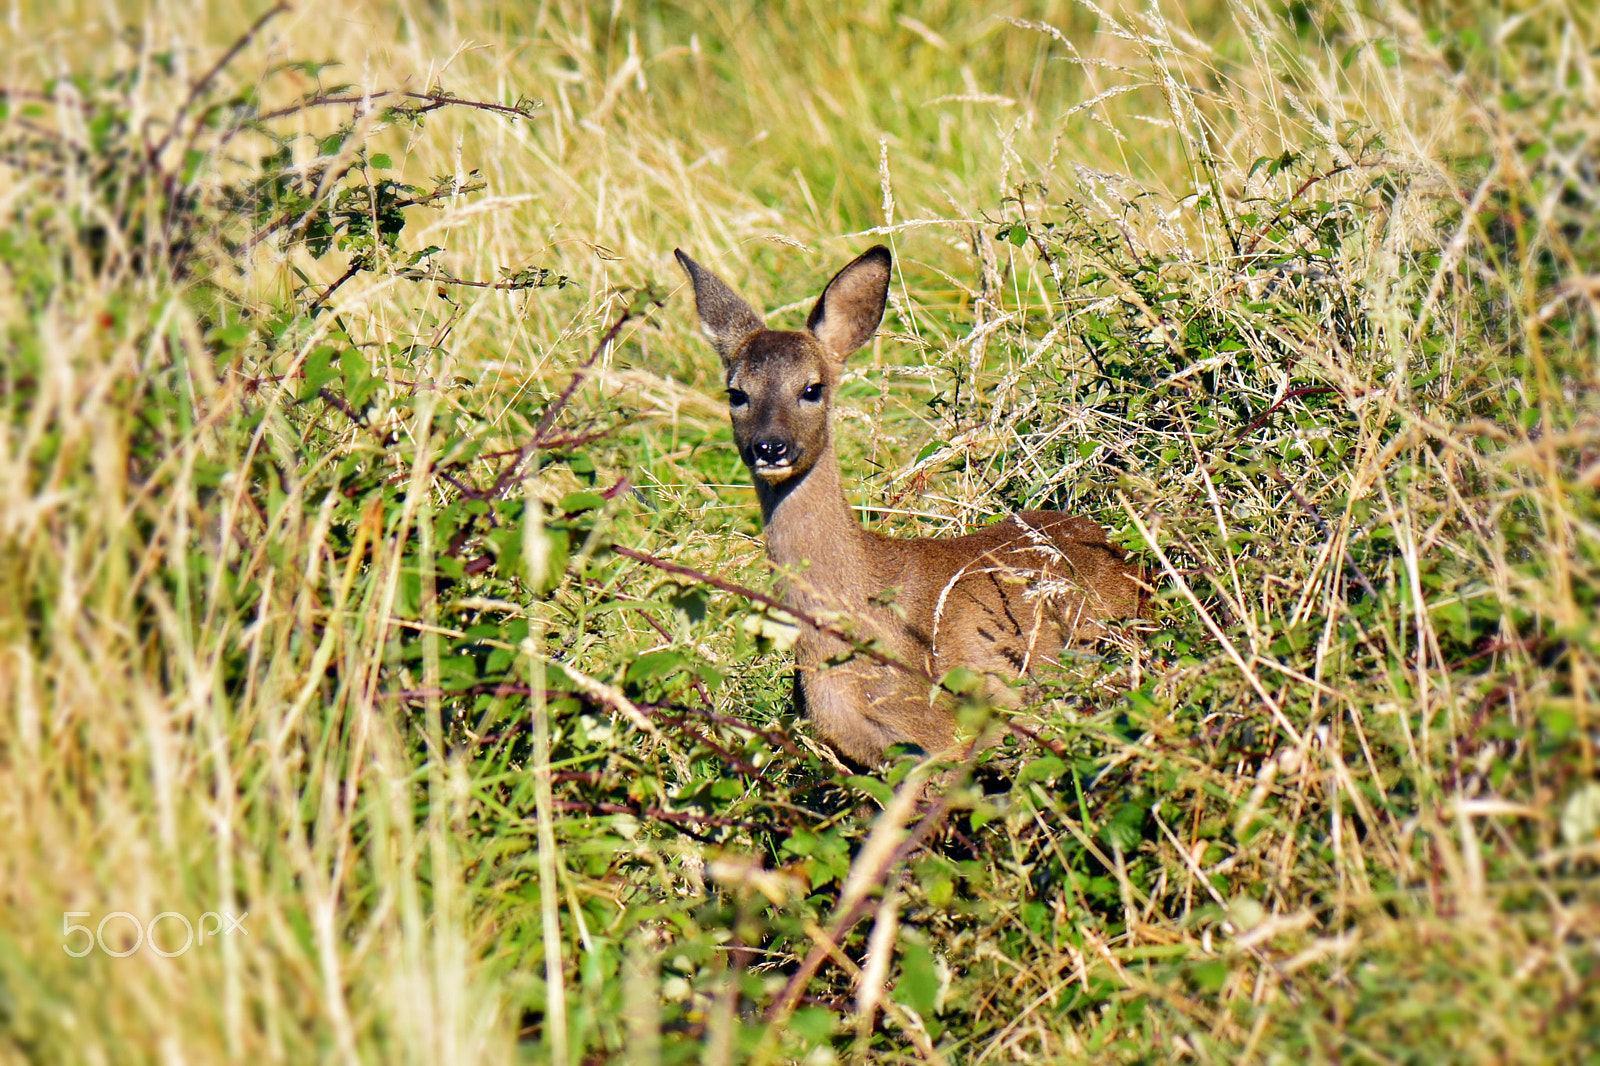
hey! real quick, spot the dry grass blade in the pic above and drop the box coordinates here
[0,0,1595,1063]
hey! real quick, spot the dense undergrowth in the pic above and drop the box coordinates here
[1,0,1596,1063]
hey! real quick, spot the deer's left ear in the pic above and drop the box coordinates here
[806,245,891,359]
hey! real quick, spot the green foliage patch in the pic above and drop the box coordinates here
[0,1,1595,1064]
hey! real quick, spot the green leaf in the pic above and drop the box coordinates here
[1099,802,1145,852]
[693,664,724,691]
[789,1007,836,1043]
[1188,959,1229,992]
[668,589,707,625]
[844,775,894,807]
[939,665,982,696]
[341,348,379,410]
[782,830,816,857]
[626,650,685,685]
[298,345,340,400]
[558,490,605,514]
[1016,756,1065,788]
[369,153,392,169]
[212,323,252,348]
[1544,708,1575,739]
[340,346,368,380]
[894,942,940,1018]
[537,528,570,594]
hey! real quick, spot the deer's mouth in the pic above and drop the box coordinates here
[750,454,801,481]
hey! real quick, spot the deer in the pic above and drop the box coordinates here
[674,244,1144,766]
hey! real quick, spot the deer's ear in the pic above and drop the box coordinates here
[806,245,891,359]
[675,249,765,365]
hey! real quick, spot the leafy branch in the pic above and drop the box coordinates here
[0,3,559,303]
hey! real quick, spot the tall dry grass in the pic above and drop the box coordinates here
[1,0,1595,1062]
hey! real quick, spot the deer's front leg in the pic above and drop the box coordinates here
[797,645,955,766]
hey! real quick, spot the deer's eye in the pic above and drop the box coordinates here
[727,388,749,408]
[800,383,824,402]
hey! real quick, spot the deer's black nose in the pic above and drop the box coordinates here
[752,440,789,464]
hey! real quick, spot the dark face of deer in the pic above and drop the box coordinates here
[675,246,892,487]
[725,331,834,483]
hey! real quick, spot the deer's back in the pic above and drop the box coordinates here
[794,510,1142,765]
[875,510,1142,680]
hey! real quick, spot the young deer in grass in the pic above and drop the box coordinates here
[675,245,1143,766]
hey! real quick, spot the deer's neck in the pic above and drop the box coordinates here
[754,437,870,602]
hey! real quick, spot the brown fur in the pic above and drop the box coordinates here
[675,245,1143,765]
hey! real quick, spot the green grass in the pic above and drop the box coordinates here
[1,0,1596,1063]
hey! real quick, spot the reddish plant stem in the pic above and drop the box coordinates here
[1238,385,1339,435]
[485,296,661,501]
[611,544,930,682]
[1241,164,1353,256]
[765,788,957,1022]
[150,2,292,164]
[255,88,538,124]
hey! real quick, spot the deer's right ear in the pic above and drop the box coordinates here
[675,250,765,365]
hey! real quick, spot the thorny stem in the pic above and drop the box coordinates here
[256,88,540,124]
[1241,164,1356,256]
[611,545,932,683]
[484,293,665,500]
[150,2,292,164]
[1239,385,1339,436]
[764,783,962,1025]
[308,262,361,313]
[398,268,559,291]
[242,175,487,254]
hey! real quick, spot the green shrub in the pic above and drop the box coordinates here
[1,1,1594,1063]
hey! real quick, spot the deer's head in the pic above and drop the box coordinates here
[675,246,892,485]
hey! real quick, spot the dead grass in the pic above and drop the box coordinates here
[1,0,1596,1063]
